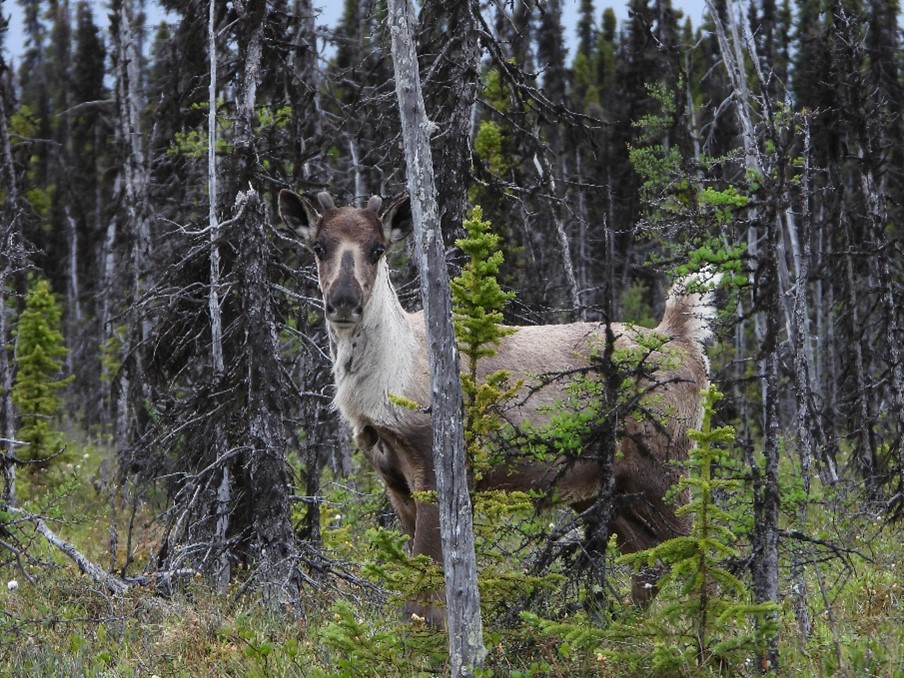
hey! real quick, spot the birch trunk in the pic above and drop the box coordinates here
[388,0,486,672]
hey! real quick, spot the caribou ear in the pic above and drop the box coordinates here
[380,194,412,243]
[366,195,383,213]
[278,189,321,242]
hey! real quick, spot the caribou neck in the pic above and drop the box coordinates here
[328,260,418,429]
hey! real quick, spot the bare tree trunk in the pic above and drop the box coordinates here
[64,206,82,328]
[793,122,836,485]
[757,236,782,671]
[419,0,482,247]
[235,189,300,608]
[706,1,781,667]
[112,0,153,452]
[7,506,129,594]
[840,207,879,486]
[535,150,581,316]
[0,76,17,205]
[0,279,17,506]
[388,0,486,672]
[348,136,366,201]
[208,0,224,378]
[206,0,230,592]
[845,41,904,509]
[0,70,23,507]
[574,148,590,303]
[230,0,300,608]
[98,203,121,439]
[289,0,324,182]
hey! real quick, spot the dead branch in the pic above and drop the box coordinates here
[6,506,197,595]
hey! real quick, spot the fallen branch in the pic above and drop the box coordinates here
[7,506,128,594]
[5,506,197,595]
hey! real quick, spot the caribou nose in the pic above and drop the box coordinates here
[326,286,363,325]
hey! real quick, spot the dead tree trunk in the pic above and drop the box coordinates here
[388,0,486,673]
[111,0,153,454]
[705,0,781,667]
[419,0,481,248]
[205,0,231,593]
[0,221,30,507]
[0,66,26,507]
[234,189,301,608]
[229,0,300,608]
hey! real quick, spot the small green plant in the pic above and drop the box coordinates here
[316,528,446,675]
[11,277,74,470]
[610,385,780,674]
[318,598,446,676]
[360,527,444,608]
[628,81,748,287]
[474,120,511,177]
[451,204,520,478]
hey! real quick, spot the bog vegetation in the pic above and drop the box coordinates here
[1,0,903,675]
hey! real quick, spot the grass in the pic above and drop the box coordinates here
[2,438,904,677]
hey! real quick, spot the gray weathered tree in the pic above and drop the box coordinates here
[388,0,486,673]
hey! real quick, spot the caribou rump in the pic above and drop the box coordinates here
[280,190,719,619]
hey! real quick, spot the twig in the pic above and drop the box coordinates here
[0,537,37,585]
[779,528,868,567]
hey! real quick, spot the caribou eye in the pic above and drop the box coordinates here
[370,243,386,263]
[310,241,326,260]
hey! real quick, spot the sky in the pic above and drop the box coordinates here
[1,0,710,66]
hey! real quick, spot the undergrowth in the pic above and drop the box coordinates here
[2,433,904,676]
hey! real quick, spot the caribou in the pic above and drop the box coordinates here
[279,190,720,621]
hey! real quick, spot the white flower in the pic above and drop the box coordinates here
[7,580,18,591]
[82,453,90,460]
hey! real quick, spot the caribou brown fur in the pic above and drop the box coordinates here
[280,190,720,620]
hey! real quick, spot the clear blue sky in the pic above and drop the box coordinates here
[2,0,709,66]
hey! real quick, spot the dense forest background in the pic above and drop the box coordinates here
[1,0,903,675]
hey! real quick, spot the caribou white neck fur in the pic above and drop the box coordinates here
[327,258,419,431]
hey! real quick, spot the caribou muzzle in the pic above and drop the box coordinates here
[325,283,363,326]
[325,250,364,327]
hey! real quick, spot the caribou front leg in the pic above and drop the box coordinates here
[407,498,445,626]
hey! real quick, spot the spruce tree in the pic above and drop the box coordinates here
[613,386,780,674]
[11,277,73,468]
[450,205,517,477]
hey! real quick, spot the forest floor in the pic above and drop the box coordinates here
[1,438,903,677]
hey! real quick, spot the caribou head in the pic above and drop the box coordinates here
[278,190,412,331]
